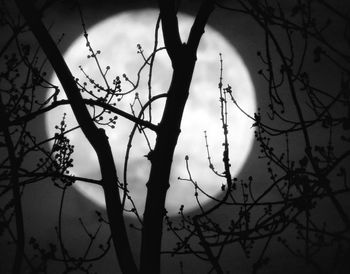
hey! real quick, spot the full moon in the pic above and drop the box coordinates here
[45,9,256,216]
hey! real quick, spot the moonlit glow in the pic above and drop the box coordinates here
[45,9,256,216]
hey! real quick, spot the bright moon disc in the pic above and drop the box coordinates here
[45,9,256,216]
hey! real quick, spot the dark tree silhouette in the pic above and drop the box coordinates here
[1,0,349,274]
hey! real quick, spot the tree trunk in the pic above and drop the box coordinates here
[140,1,214,272]
[140,47,196,273]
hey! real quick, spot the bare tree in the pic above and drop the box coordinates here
[1,0,349,273]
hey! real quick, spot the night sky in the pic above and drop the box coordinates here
[1,0,350,273]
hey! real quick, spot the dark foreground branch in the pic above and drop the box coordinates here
[11,99,158,132]
[14,1,138,273]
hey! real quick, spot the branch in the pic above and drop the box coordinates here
[193,217,224,274]
[187,0,215,54]
[0,109,25,274]
[14,1,138,273]
[11,99,159,132]
[158,0,182,62]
